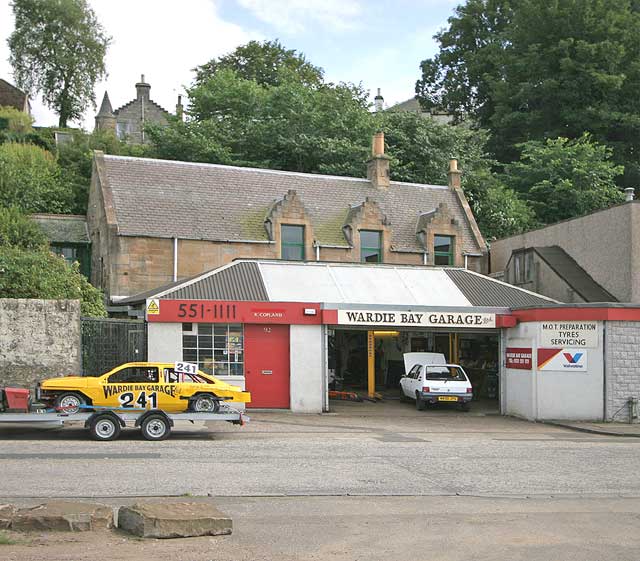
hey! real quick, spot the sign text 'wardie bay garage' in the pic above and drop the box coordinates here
[337,310,496,328]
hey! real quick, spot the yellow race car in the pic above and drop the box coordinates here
[37,362,251,414]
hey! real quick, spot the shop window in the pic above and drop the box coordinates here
[281,224,305,260]
[434,235,454,265]
[182,323,243,377]
[360,230,382,263]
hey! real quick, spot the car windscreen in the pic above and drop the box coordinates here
[424,366,467,381]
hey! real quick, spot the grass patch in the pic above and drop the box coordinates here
[0,531,17,545]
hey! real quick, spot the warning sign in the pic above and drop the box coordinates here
[147,299,160,315]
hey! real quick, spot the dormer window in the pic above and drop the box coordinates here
[360,230,382,263]
[434,235,454,265]
[281,224,305,260]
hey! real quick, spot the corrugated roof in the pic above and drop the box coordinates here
[124,260,556,310]
[31,214,89,244]
[445,268,556,308]
[99,154,484,254]
[534,246,617,302]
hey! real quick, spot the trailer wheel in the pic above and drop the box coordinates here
[89,414,121,441]
[140,414,171,441]
[190,394,220,413]
[55,392,87,415]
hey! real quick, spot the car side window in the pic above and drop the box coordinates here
[412,366,423,380]
[164,368,179,383]
[407,365,419,379]
[108,367,159,384]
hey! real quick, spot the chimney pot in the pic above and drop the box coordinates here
[374,88,384,112]
[372,132,385,156]
[625,187,635,202]
[367,132,390,189]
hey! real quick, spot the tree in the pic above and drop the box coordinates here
[0,142,73,213]
[416,0,640,187]
[0,206,48,250]
[9,0,110,127]
[0,245,106,316]
[502,134,624,224]
[194,39,324,88]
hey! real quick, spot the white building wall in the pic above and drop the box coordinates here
[290,324,324,413]
[504,321,604,421]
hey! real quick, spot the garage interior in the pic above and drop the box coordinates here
[328,327,500,408]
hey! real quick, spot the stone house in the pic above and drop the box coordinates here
[0,78,30,114]
[490,195,640,302]
[88,132,488,301]
[94,75,181,144]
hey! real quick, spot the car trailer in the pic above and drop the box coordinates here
[0,403,248,442]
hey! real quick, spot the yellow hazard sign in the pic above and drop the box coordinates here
[147,299,160,315]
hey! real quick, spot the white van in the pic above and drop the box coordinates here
[400,353,473,411]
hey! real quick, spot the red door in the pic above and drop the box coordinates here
[244,324,290,408]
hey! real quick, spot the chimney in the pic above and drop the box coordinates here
[136,74,150,101]
[374,88,384,112]
[176,94,184,121]
[625,187,635,202]
[448,158,462,190]
[367,132,390,189]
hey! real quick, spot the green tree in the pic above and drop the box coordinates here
[9,0,110,127]
[194,39,324,88]
[417,0,640,187]
[0,142,73,213]
[0,246,106,316]
[0,206,48,250]
[503,134,624,224]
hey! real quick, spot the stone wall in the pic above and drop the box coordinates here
[605,321,640,423]
[0,299,81,390]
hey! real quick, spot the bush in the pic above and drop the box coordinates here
[0,206,48,250]
[0,246,106,317]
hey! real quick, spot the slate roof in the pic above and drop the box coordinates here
[98,154,485,254]
[121,260,557,309]
[533,246,617,302]
[31,214,90,244]
[0,78,29,113]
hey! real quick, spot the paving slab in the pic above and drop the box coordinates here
[11,500,113,532]
[118,501,232,538]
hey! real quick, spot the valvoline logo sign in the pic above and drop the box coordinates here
[563,352,583,364]
[538,348,588,372]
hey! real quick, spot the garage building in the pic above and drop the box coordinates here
[117,259,640,422]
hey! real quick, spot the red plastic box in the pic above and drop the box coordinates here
[3,388,31,412]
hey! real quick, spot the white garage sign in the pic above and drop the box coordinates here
[539,322,598,348]
[337,310,496,328]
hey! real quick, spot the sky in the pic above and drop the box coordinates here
[0,0,458,128]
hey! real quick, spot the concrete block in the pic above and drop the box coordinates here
[118,502,232,539]
[0,504,15,529]
[11,501,113,532]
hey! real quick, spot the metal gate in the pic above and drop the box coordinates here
[81,318,147,375]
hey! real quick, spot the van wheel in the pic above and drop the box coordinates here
[415,392,426,411]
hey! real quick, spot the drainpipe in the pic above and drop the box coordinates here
[173,237,178,281]
[464,254,468,269]
[315,242,320,261]
[423,252,428,265]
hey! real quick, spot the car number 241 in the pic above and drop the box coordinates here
[118,391,158,409]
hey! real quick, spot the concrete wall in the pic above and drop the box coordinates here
[0,299,81,390]
[504,321,604,421]
[605,321,640,422]
[289,325,324,413]
[491,202,636,302]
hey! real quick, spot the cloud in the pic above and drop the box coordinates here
[237,0,363,34]
[0,0,257,127]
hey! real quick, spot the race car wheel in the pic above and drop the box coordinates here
[190,394,220,413]
[55,392,86,415]
[141,414,171,441]
[415,392,426,411]
[89,414,121,441]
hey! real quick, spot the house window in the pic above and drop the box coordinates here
[360,230,382,263]
[513,250,534,284]
[281,224,305,260]
[51,243,91,278]
[434,235,454,265]
[182,323,243,377]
